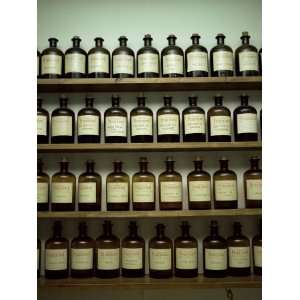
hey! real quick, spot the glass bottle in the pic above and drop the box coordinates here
[228,222,251,276]
[77,97,101,143]
[213,158,238,209]
[159,157,183,210]
[37,159,49,211]
[112,36,135,78]
[37,50,40,78]
[252,219,262,275]
[64,36,87,78]
[235,32,259,76]
[157,96,180,143]
[259,48,262,75]
[260,109,262,138]
[78,160,101,211]
[41,37,63,78]
[51,96,75,144]
[175,221,198,278]
[88,37,110,78]
[45,221,69,279]
[104,95,128,143]
[106,160,129,211]
[51,158,76,211]
[244,157,262,208]
[37,239,41,278]
[161,34,184,77]
[203,220,228,278]
[233,94,258,141]
[182,95,206,142]
[210,34,234,77]
[121,221,145,277]
[96,221,120,278]
[37,98,49,144]
[187,157,211,210]
[207,95,231,142]
[137,34,159,78]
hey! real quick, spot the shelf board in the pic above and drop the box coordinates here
[37,76,262,93]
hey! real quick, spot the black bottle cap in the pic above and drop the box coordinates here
[241,31,250,38]
[191,33,200,39]
[95,37,104,42]
[165,156,174,162]
[119,36,128,41]
[60,157,69,164]
[48,37,58,45]
[214,94,223,105]
[72,35,81,42]
[181,221,190,228]
[193,156,203,163]
[167,34,177,39]
[216,33,225,39]
[139,157,148,163]
[144,34,153,41]
[210,220,218,227]
[86,159,95,165]
[219,156,228,162]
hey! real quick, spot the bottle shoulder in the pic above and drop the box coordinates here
[162,45,184,56]
[214,170,237,178]
[157,106,180,115]
[78,107,101,116]
[236,44,258,54]
[112,46,135,56]
[88,46,110,56]
[137,46,159,55]
[42,47,64,56]
[185,44,208,54]
[52,108,75,117]
[182,106,205,115]
[208,106,231,116]
[234,106,257,115]
[130,106,153,116]
[105,107,127,116]
[210,44,233,53]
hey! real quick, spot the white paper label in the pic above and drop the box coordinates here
[239,51,258,72]
[78,115,99,136]
[138,53,159,73]
[52,116,72,137]
[88,52,109,73]
[254,246,262,267]
[37,182,48,203]
[237,113,257,134]
[213,51,233,71]
[37,115,47,136]
[205,248,227,270]
[163,54,183,75]
[160,181,182,202]
[133,182,154,203]
[51,182,73,203]
[229,246,250,268]
[131,115,153,136]
[189,181,211,202]
[65,53,86,73]
[122,248,143,269]
[45,249,67,270]
[210,116,231,136]
[184,113,205,134]
[79,182,97,203]
[97,248,120,270]
[105,116,127,137]
[71,248,93,270]
[246,179,262,200]
[107,182,128,203]
[158,114,179,135]
[176,248,197,269]
[187,52,208,72]
[150,248,172,270]
[41,54,62,75]
[215,180,237,201]
[113,54,134,75]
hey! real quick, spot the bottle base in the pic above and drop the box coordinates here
[78,135,100,143]
[246,200,262,208]
[188,202,211,210]
[122,268,145,278]
[45,270,68,279]
[228,267,251,276]
[105,137,127,143]
[208,136,231,142]
[88,72,110,78]
[37,203,49,211]
[183,134,206,142]
[71,269,94,278]
[113,73,134,78]
[95,269,120,278]
[211,71,234,77]
[107,204,129,211]
[214,201,238,209]
[137,72,159,78]
[235,133,258,142]
[157,135,180,143]
[78,203,101,211]
[175,269,198,278]
[51,204,75,211]
[186,71,208,77]
[37,135,49,144]
[149,270,173,278]
[203,269,227,278]
[51,136,74,144]
[64,72,86,78]
[131,136,153,143]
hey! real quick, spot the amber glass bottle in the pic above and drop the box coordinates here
[37,239,41,278]
[37,50,40,78]
[37,159,49,211]
[96,221,120,278]
[121,221,145,277]
[252,219,262,275]
[37,98,49,144]
[45,221,69,279]
[203,220,228,278]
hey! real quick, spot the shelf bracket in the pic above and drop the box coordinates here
[225,288,234,300]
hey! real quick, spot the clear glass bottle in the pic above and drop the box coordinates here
[37,159,49,211]
[252,219,262,275]
[37,98,49,144]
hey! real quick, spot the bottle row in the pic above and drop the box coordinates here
[37,94,262,144]
[37,156,262,211]
[37,32,262,79]
[38,220,262,279]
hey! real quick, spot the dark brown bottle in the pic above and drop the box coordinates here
[187,157,211,210]
[88,37,110,78]
[233,94,258,141]
[71,222,95,278]
[157,96,180,143]
[161,35,184,77]
[175,221,198,278]
[203,220,228,278]
[37,98,49,144]
[51,96,75,144]
[210,34,234,77]
[104,95,128,143]
[244,157,262,208]
[228,222,251,276]
[37,239,41,278]
[77,97,101,143]
[41,38,63,78]
[121,221,145,277]
[259,48,262,75]
[159,157,183,210]
[37,50,41,78]
[37,159,49,211]
[252,219,262,275]
[51,158,76,211]
[106,160,129,211]
[130,96,153,143]
[260,109,262,138]
[137,34,159,78]
[207,95,231,142]
[45,221,69,279]
[112,36,135,78]
[78,160,101,211]
[64,36,87,78]
[182,96,206,142]
[213,158,238,209]
[185,34,208,77]
[235,32,259,76]
[96,221,120,278]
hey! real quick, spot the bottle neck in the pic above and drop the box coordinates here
[192,37,200,45]
[86,162,95,173]
[144,38,152,47]
[181,226,190,238]
[168,37,176,46]
[241,97,248,106]
[114,162,122,173]
[166,161,174,172]
[79,228,87,238]
[37,162,43,173]
[137,97,145,107]
[156,227,165,239]
[241,36,250,45]
[60,99,68,108]
[60,162,69,173]
[49,39,57,48]
[112,98,119,107]
[194,161,203,171]
[86,98,94,108]
[217,36,225,45]
[103,224,112,236]
[210,226,219,237]
[129,227,137,238]
[139,162,148,173]
[53,229,61,239]
[73,39,80,48]
[120,39,127,47]
[189,97,197,106]
[164,98,172,106]
[219,160,228,171]
[95,39,103,47]
[250,159,259,170]
[215,98,223,106]
[234,227,242,236]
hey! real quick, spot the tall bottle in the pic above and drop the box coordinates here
[37,239,41,278]
[252,219,262,275]
[37,98,49,144]
[259,48,262,75]
[37,159,49,211]
[37,50,41,78]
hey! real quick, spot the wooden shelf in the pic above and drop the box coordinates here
[37,77,262,93]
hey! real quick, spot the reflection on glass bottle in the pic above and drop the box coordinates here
[252,219,262,276]
[37,98,49,144]
[37,159,49,211]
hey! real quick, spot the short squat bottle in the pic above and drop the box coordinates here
[37,98,49,144]
[252,219,262,275]
[37,159,49,211]
[37,239,41,278]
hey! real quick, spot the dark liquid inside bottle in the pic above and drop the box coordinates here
[252,219,262,275]
[37,98,49,144]
[37,159,49,211]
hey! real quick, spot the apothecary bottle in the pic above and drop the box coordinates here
[137,34,159,78]
[159,157,183,210]
[185,34,208,77]
[132,157,155,211]
[227,222,251,276]
[64,36,87,78]
[112,36,135,78]
[106,160,129,211]
[37,159,49,211]
[37,239,41,278]
[37,50,40,78]
[78,160,101,211]
[51,96,75,144]
[244,157,262,208]
[213,158,238,209]
[157,96,180,142]
[121,221,145,277]
[88,37,110,78]
[187,157,211,210]
[77,97,101,143]
[161,35,184,77]
[96,221,120,278]
[210,34,234,77]
[45,221,69,279]
[182,95,206,142]
[41,37,63,78]
[104,95,128,143]
[175,221,198,278]
[207,95,231,142]
[259,48,262,75]
[203,220,228,278]
[51,158,76,211]
[252,219,262,275]
[233,94,258,141]
[37,98,49,144]
[235,32,259,76]
[130,96,153,143]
